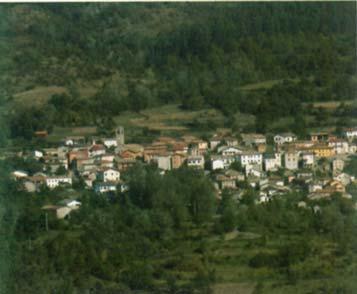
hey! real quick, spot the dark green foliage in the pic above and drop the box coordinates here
[215,190,238,233]
[344,155,357,177]
[125,164,216,225]
[2,3,356,141]
[4,162,217,293]
[5,156,43,175]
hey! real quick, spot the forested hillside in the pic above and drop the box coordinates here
[1,3,357,294]
[0,2,356,144]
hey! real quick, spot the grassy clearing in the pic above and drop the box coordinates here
[47,126,97,142]
[13,86,67,107]
[115,104,225,138]
[12,79,103,108]
[240,79,284,91]
[240,78,301,91]
[306,100,355,110]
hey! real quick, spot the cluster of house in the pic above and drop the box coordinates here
[10,126,357,216]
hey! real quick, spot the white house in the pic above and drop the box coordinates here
[103,138,118,149]
[263,153,281,171]
[297,201,307,209]
[332,158,344,174]
[46,176,72,189]
[23,181,37,192]
[187,155,205,169]
[328,139,349,154]
[58,199,82,209]
[64,136,85,146]
[94,182,117,193]
[97,168,120,183]
[258,194,270,204]
[12,170,29,180]
[224,137,239,147]
[65,138,74,146]
[349,143,357,154]
[239,152,263,167]
[300,152,315,167]
[274,133,297,145]
[211,155,236,170]
[211,157,224,170]
[154,155,172,171]
[33,150,43,159]
[344,127,357,140]
[284,151,299,170]
[218,146,243,156]
[209,135,222,150]
[246,164,264,178]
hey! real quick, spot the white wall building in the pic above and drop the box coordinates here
[97,168,120,183]
[263,153,281,171]
[284,151,299,170]
[349,143,357,154]
[46,176,72,189]
[239,152,263,167]
[300,152,315,167]
[328,139,349,154]
[64,136,85,146]
[218,146,243,156]
[211,158,224,170]
[332,158,344,174]
[211,156,236,170]
[274,133,297,145]
[33,150,44,159]
[245,164,264,178]
[103,138,118,149]
[344,128,357,140]
[12,170,29,180]
[155,155,172,171]
[94,182,117,193]
[210,138,221,150]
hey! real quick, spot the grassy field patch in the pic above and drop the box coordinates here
[240,78,301,91]
[307,100,355,110]
[47,126,97,142]
[13,86,67,108]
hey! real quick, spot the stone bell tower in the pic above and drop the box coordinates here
[115,126,125,146]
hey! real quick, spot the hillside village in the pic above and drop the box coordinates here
[9,126,357,219]
[2,3,357,293]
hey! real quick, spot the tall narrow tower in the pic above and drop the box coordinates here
[116,126,125,146]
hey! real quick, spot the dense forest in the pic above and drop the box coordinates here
[1,158,357,293]
[0,2,356,142]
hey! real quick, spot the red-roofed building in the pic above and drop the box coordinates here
[89,144,106,157]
